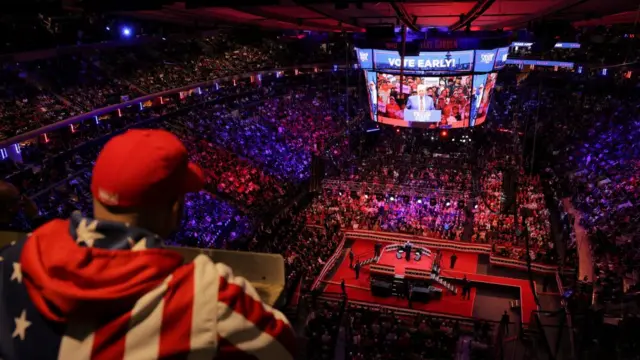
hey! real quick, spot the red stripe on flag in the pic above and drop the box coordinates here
[91,312,132,360]
[159,262,195,359]
[217,277,296,356]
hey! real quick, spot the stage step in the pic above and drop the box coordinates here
[430,273,457,295]
[359,256,378,266]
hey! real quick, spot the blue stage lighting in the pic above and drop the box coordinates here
[122,27,132,37]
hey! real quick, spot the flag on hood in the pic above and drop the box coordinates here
[0,212,295,360]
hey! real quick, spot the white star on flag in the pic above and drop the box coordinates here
[10,262,22,284]
[131,237,147,251]
[75,219,105,248]
[13,310,32,341]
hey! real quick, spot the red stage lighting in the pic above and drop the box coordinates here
[441,130,448,137]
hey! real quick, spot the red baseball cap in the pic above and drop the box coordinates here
[91,129,204,208]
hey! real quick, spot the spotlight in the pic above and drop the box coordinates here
[390,196,395,201]
[417,199,422,204]
[441,130,448,137]
[445,200,451,207]
[121,27,132,37]
[105,26,110,31]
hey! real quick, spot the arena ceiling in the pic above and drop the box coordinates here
[116,0,639,32]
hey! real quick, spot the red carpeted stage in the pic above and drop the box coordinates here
[323,238,477,317]
[321,238,537,324]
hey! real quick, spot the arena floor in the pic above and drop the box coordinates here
[322,238,538,323]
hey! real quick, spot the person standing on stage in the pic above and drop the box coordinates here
[354,260,361,280]
[450,252,458,269]
[349,249,355,268]
[500,311,510,335]
[404,241,412,262]
[461,275,471,300]
[341,278,346,297]
[374,242,382,257]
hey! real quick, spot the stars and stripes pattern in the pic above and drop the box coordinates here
[0,215,296,360]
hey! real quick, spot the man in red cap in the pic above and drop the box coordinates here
[0,129,296,360]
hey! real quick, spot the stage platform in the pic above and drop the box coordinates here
[320,238,538,324]
[323,238,477,318]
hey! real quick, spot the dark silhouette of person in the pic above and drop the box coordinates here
[462,276,471,300]
[341,278,346,296]
[354,261,361,280]
[501,311,510,335]
[404,241,412,261]
[450,253,458,269]
[349,249,355,268]
[460,275,468,298]
[374,242,382,257]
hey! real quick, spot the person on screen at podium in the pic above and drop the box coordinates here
[405,85,435,112]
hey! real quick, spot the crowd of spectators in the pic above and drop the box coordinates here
[306,189,469,241]
[474,143,555,264]
[345,305,492,360]
[1,68,352,249]
[531,73,640,304]
[301,122,562,266]
[474,67,640,350]
[0,30,332,138]
[508,26,640,66]
[0,66,80,140]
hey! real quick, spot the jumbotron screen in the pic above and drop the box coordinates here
[357,46,506,128]
[368,72,496,128]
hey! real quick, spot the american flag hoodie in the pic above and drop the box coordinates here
[0,212,296,360]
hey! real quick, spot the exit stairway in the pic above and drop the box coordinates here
[431,273,458,294]
[359,256,379,266]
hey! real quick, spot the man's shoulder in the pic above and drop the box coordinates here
[30,219,70,237]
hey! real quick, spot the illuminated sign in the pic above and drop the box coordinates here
[554,42,580,49]
[355,48,373,69]
[383,39,460,51]
[505,59,574,68]
[373,49,474,72]
[494,47,510,70]
[473,49,497,72]
[404,109,441,122]
[511,42,580,49]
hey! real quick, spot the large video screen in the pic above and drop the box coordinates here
[376,73,473,128]
[470,73,497,126]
